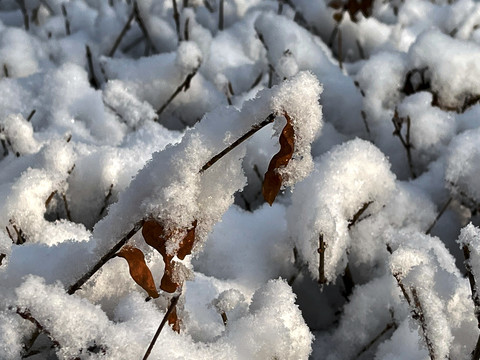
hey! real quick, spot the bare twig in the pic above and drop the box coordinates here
[342,263,354,299]
[172,0,181,42]
[3,64,9,77]
[99,184,114,218]
[356,321,397,358]
[61,4,70,35]
[45,190,57,208]
[200,113,276,173]
[143,295,180,360]
[220,312,228,326]
[17,0,29,31]
[392,110,416,179]
[134,1,159,54]
[109,8,135,57]
[86,45,100,90]
[461,243,480,360]
[425,197,452,235]
[67,220,145,294]
[61,193,72,221]
[219,0,224,31]
[411,288,436,360]
[361,110,371,135]
[338,28,343,70]
[15,307,60,348]
[318,234,327,284]
[348,201,373,230]
[155,69,198,117]
[184,18,190,41]
[26,110,36,122]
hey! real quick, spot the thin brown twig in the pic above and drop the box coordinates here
[61,193,72,221]
[86,45,100,90]
[219,0,224,31]
[134,1,159,54]
[172,0,181,42]
[461,243,480,360]
[26,110,36,122]
[142,295,180,360]
[15,307,60,349]
[109,8,135,57]
[3,64,9,77]
[348,201,373,230]
[355,321,396,358]
[318,234,326,284]
[61,4,70,35]
[155,69,198,118]
[200,113,276,173]
[67,220,145,294]
[99,184,114,218]
[411,287,436,360]
[426,197,452,235]
[17,0,29,31]
[392,110,416,178]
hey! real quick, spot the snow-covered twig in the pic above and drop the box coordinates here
[155,69,198,118]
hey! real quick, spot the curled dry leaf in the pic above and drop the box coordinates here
[117,246,159,298]
[262,111,294,205]
[142,220,197,293]
[328,0,374,23]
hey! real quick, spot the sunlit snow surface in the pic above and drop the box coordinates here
[1,0,480,359]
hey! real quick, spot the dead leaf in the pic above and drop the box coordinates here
[117,246,159,298]
[142,220,197,293]
[262,111,294,205]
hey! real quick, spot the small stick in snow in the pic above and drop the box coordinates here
[318,234,327,284]
[86,45,100,90]
[16,307,60,349]
[410,287,436,360]
[61,4,70,36]
[361,110,371,136]
[45,190,57,208]
[200,113,276,173]
[122,35,145,53]
[203,0,214,13]
[219,0,224,31]
[109,8,135,57]
[172,0,181,42]
[348,201,373,230]
[143,295,180,360]
[67,220,145,295]
[26,109,36,122]
[3,64,9,77]
[155,69,198,118]
[99,184,114,218]
[355,320,397,358]
[17,0,29,31]
[61,193,72,221]
[392,110,416,179]
[425,197,452,235]
[134,1,159,54]
[342,264,354,299]
[460,243,480,360]
[220,312,228,326]
[338,28,343,70]
[184,18,190,41]
[1,139,8,156]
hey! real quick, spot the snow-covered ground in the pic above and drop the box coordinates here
[1,0,480,359]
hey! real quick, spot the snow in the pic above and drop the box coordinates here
[1,0,480,359]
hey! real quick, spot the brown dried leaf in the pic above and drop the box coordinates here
[142,220,198,293]
[117,246,159,298]
[262,111,294,205]
[142,220,179,293]
[177,220,197,260]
